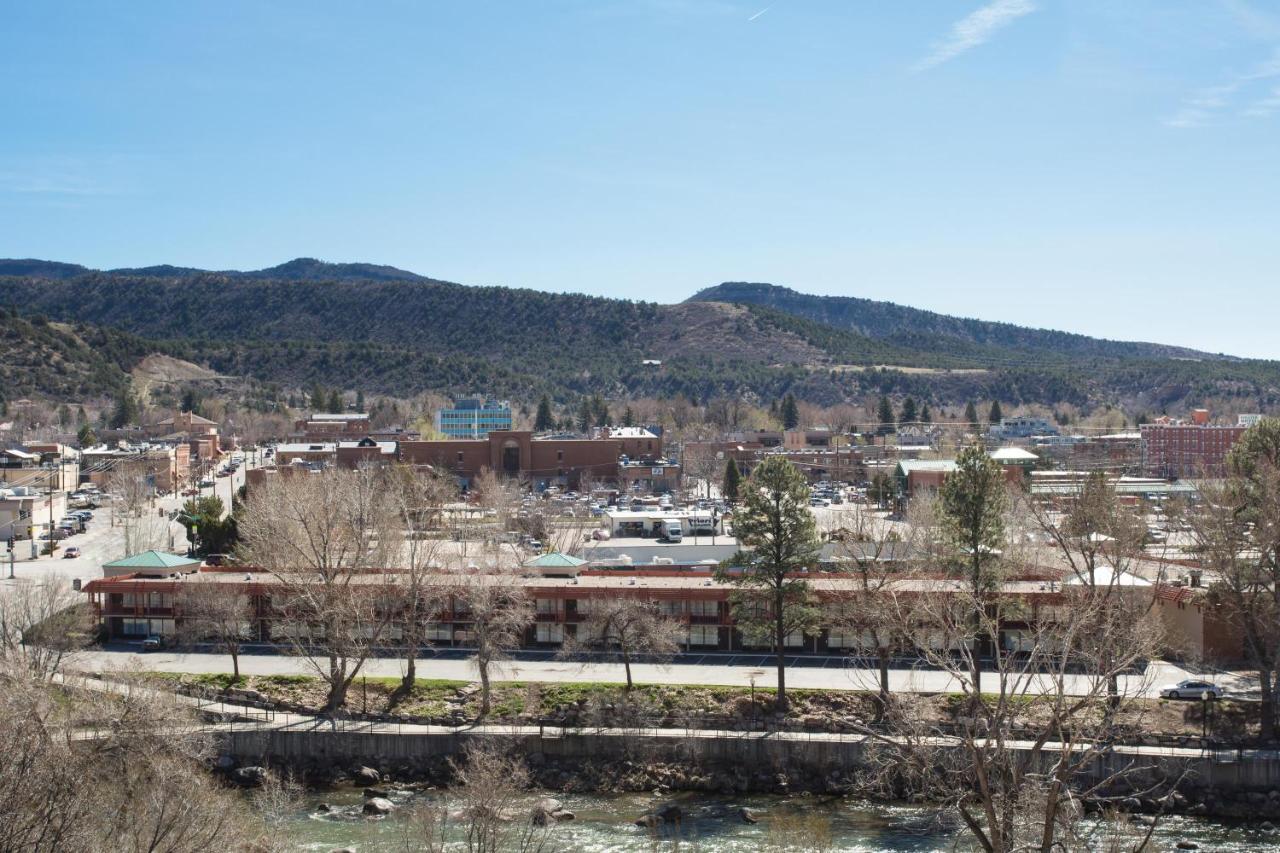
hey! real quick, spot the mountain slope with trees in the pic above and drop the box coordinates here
[1,261,1277,413]
[688,281,1224,362]
[0,309,148,401]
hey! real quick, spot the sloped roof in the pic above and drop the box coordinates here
[989,447,1039,462]
[897,459,957,476]
[525,552,589,568]
[103,550,202,570]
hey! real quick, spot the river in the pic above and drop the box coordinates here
[278,788,1280,851]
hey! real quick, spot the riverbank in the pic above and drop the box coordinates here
[156,671,1261,742]
[215,718,1280,823]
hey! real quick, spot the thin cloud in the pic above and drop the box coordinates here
[1242,84,1280,117]
[914,0,1037,71]
[1165,45,1280,127]
[0,171,121,196]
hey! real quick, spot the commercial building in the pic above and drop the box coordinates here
[399,430,620,490]
[895,454,1027,497]
[989,417,1059,440]
[80,442,191,494]
[294,413,371,441]
[81,556,1063,655]
[435,399,513,439]
[1141,413,1247,478]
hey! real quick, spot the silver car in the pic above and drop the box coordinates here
[1159,679,1223,700]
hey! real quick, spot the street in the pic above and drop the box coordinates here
[1,460,252,589]
[67,646,1238,700]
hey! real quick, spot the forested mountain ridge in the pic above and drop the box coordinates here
[0,257,427,283]
[688,281,1225,363]
[1,262,1276,413]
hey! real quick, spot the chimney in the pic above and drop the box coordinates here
[1192,409,1210,426]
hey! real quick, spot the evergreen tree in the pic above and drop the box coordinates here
[723,457,742,501]
[576,399,592,433]
[780,393,800,430]
[877,395,895,435]
[622,406,636,428]
[534,395,554,431]
[939,443,1009,697]
[356,389,366,413]
[181,386,203,416]
[309,384,326,411]
[920,403,932,425]
[964,400,979,429]
[900,397,918,425]
[716,456,820,711]
[76,423,97,447]
[109,389,140,429]
[591,394,609,427]
[327,390,344,413]
[988,400,1003,425]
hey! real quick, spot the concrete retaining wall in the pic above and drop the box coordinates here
[216,726,1280,794]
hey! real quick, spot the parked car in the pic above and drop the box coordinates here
[1159,679,1223,700]
[62,546,81,559]
[182,487,200,497]
[198,479,215,488]
[141,635,164,651]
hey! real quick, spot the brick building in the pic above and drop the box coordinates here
[399,430,622,490]
[1141,419,1247,478]
[83,561,1064,655]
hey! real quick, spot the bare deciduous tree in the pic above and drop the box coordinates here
[0,576,94,679]
[109,465,171,557]
[176,580,253,682]
[387,464,458,699]
[859,574,1168,852]
[0,658,259,852]
[462,574,533,717]
[559,595,683,691]
[827,502,929,722]
[237,465,399,713]
[1024,471,1159,713]
[452,738,553,853]
[1181,422,1280,741]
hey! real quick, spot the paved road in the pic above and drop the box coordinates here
[0,460,252,591]
[69,647,1218,700]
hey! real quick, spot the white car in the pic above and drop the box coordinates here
[1159,679,1224,700]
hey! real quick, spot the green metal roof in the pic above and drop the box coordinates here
[102,550,202,569]
[525,552,589,568]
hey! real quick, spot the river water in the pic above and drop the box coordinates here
[280,788,1280,851]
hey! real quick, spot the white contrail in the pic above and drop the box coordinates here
[748,5,771,22]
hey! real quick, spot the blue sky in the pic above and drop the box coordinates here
[1,1,1277,357]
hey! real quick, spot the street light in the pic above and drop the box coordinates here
[1201,690,1214,750]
